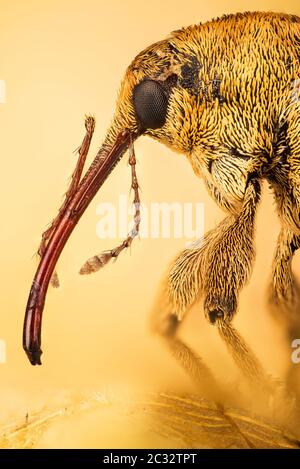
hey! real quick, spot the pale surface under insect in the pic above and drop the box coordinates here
[0,390,299,449]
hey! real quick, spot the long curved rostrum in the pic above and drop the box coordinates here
[23,127,139,365]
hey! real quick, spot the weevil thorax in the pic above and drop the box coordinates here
[109,12,300,183]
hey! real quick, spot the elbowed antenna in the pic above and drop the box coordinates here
[23,123,140,365]
[79,137,141,275]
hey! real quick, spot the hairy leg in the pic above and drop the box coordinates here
[150,176,275,397]
[203,177,260,322]
[267,108,300,390]
[202,178,276,389]
[266,106,300,408]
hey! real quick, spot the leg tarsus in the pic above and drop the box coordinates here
[268,228,300,395]
[151,311,223,402]
[217,319,271,389]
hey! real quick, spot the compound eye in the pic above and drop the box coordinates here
[132,79,168,130]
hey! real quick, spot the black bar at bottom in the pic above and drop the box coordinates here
[0,449,299,466]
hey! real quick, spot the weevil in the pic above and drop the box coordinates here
[24,11,300,399]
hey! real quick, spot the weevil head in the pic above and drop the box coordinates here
[107,32,212,157]
[104,38,178,145]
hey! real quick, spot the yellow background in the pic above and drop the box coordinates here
[0,0,300,447]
